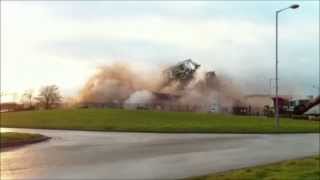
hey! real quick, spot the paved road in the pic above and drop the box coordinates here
[1,128,319,179]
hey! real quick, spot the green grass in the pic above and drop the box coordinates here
[187,155,320,180]
[1,132,46,147]
[1,108,319,133]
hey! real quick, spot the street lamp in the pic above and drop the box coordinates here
[275,4,299,128]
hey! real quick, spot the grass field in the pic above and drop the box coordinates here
[1,132,48,148]
[188,155,320,180]
[1,108,319,133]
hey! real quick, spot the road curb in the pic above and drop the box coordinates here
[0,136,51,148]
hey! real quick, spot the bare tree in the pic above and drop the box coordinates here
[36,85,62,109]
[21,89,34,108]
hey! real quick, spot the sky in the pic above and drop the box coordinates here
[1,1,319,102]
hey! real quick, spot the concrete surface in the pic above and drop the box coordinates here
[1,128,319,179]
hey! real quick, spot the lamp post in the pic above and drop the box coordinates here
[275,4,299,128]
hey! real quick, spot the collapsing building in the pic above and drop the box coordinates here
[122,59,218,111]
[77,59,245,112]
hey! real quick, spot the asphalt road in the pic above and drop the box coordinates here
[1,128,319,179]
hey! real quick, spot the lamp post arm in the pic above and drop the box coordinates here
[277,7,290,13]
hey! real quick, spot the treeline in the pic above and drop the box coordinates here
[2,85,62,112]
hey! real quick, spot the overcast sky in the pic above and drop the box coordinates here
[1,1,319,101]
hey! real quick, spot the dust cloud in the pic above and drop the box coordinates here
[76,61,245,111]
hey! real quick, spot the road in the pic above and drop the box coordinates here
[1,128,319,179]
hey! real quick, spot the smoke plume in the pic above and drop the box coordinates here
[124,90,155,109]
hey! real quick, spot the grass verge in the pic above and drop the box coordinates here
[187,155,320,180]
[1,108,319,133]
[1,132,50,148]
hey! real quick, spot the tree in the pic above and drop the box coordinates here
[21,89,34,108]
[36,85,62,109]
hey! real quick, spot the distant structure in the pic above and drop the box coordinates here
[0,102,21,112]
